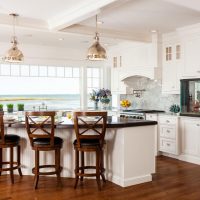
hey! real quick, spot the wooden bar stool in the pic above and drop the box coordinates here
[25,111,63,189]
[0,112,22,183]
[73,111,107,190]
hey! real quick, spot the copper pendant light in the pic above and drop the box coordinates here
[87,15,107,61]
[3,13,24,63]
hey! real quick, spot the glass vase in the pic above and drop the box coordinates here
[94,101,99,110]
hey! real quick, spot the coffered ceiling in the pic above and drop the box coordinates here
[0,0,200,47]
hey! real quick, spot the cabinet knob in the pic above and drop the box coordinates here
[197,71,200,73]
[166,143,170,146]
[166,120,170,123]
[197,124,200,126]
[167,130,170,133]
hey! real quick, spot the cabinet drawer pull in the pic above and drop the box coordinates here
[166,130,170,133]
[166,120,170,123]
[197,124,200,126]
[166,143,170,146]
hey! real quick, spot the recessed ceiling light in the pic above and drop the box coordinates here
[82,41,89,43]
[58,38,64,41]
[24,34,32,37]
[97,21,104,25]
[104,43,108,46]
[151,30,157,33]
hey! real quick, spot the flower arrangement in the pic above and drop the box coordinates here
[90,88,111,103]
[120,99,131,108]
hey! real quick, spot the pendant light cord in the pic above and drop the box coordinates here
[96,15,98,34]
[13,14,16,37]
[95,15,99,41]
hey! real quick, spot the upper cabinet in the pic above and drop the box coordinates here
[162,33,182,94]
[177,24,200,78]
[182,36,200,78]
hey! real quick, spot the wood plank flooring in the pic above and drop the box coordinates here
[1,156,200,200]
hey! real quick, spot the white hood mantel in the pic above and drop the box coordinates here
[119,67,154,81]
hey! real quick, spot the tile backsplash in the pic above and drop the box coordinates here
[120,77,180,112]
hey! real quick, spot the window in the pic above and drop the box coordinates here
[39,66,48,77]
[0,64,81,110]
[176,45,181,60]
[87,67,101,108]
[166,46,172,61]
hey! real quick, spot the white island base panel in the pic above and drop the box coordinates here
[4,125,156,187]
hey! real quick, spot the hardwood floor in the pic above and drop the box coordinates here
[1,156,200,200]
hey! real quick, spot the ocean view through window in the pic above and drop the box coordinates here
[0,64,81,111]
[87,67,101,108]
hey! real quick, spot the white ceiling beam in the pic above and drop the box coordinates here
[48,0,118,31]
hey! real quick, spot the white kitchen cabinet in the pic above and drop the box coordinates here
[146,113,158,121]
[158,115,180,155]
[162,33,182,94]
[180,117,200,164]
[182,36,200,78]
[111,67,127,94]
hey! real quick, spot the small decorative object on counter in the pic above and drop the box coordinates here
[7,103,14,113]
[66,112,72,120]
[120,99,131,110]
[90,88,111,110]
[0,104,3,112]
[169,104,180,114]
[17,103,24,111]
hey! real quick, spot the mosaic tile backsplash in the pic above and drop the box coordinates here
[120,77,180,112]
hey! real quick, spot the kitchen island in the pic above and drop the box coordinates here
[4,116,157,187]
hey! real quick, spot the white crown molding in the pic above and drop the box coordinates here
[47,0,118,31]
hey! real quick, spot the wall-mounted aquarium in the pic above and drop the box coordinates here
[181,79,200,113]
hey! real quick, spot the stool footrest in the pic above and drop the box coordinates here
[0,162,21,172]
[32,165,62,176]
[75,166,105,177]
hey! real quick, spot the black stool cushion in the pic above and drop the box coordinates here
[5,134,20,144]
[73,139,100,147]
[33,136,63,146]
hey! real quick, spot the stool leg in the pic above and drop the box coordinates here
[17,145,22,176]
[55,148,62,186]
[74,149,79,189]
[100,149,106,183]
[34,150,39,189]
[96,149,101,190]
[10,146,14,184]
[81,151,84,181]
[0,148,2,176]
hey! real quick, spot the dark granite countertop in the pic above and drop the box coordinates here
[8,116,157,129]
[180,112,200,117]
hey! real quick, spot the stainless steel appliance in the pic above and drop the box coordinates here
[120,109,165,120]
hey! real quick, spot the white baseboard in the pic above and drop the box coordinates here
[107,174,152,187]
[161,152,179,159]
[179,154,200,165]
[161,152,200,166]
